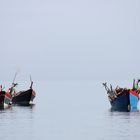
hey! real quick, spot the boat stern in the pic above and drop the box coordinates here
[129,90,139,111]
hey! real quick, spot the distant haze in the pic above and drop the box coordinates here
[0,0,140,81]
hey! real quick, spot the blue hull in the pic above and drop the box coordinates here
[110,91,139,112]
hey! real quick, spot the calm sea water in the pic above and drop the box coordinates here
[0,80,140,140]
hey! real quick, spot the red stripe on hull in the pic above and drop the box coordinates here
[32,90,36,96]
[130,90,139,98]
[5,92,12,99]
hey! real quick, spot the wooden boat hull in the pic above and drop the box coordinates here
[12,89,36,106]
[110,90,139,112]
[0,91,12,109]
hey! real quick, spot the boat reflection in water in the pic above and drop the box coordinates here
[110,107,139,112]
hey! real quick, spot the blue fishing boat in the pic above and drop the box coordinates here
[110,90,139,112]
[103,82,139,112]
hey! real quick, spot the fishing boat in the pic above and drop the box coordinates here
[103,82,139,112]
[0,90,12,109]
[12,81,36,106]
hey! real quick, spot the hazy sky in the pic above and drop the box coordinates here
[0,0,140,81]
